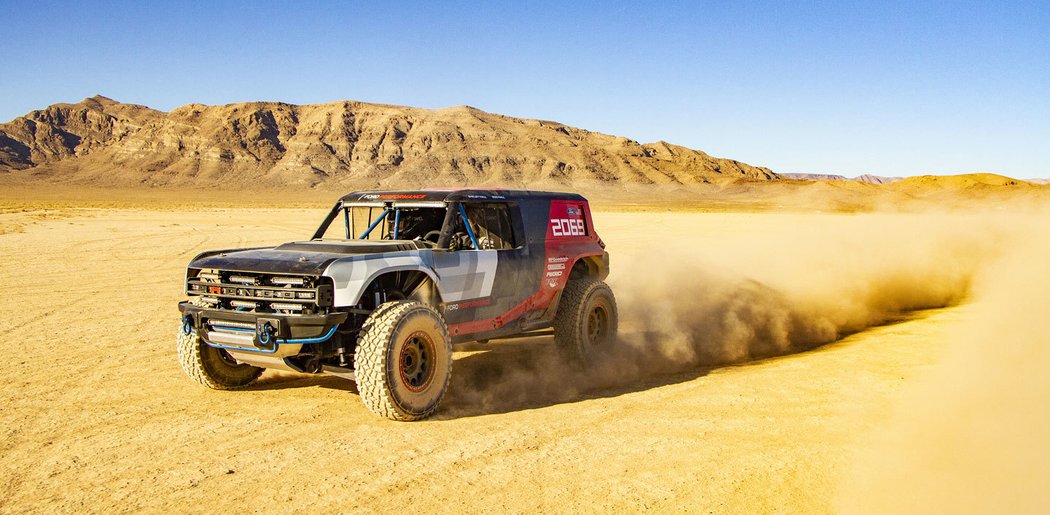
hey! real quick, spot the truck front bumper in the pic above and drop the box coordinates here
[178,301,348,355]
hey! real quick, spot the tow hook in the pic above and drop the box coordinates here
[256,321,277,348]
[181,316,194,336]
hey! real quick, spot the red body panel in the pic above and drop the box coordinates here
[446,199,605,337]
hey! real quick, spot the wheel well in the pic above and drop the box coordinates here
[541,256,606,322]
[362,270,442,309]
[568,255,606,281]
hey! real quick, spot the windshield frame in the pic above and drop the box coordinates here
[311,201,450,242]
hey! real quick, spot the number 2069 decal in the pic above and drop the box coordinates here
[550,218,585,237]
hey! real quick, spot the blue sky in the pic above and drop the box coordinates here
[2,1,1047,178]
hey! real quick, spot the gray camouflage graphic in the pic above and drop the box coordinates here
[323,250,498,306]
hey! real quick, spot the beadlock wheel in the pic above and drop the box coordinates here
[355,301,452,421]
[554,279,618,362]
[586,303,610,345]
[398,331,436,392]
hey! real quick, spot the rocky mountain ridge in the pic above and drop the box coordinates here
[0,96,778,189]
[780,173,903,185]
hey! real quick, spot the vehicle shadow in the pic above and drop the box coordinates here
[248,372,358,393]
[435,336,715,419]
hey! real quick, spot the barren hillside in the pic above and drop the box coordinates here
[0,96,776,190]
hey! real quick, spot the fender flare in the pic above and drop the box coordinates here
[568,252,610,281]
[323,255,444,307]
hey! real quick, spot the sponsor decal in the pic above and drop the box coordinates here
[551,218,585,237]
[567,207,581,215]
[547,256,569,263]
[547,279,559,288]
[445,297,492,311]
[546,263,566,271]
[545,271,563,277]
[361,193,428,200]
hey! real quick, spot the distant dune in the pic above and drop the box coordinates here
[0,96,776,190]
[888,173,1036,190]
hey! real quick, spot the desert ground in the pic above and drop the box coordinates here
[1,190,1048,513]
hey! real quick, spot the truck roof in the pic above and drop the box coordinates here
[338,188,586,204]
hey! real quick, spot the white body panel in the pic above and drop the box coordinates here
[322,250,498,306]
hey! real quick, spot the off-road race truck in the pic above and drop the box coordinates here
[177,189,616,420]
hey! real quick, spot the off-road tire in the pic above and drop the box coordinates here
[177,302,263,390]
[554,279,618,362]
[355,301,452,421]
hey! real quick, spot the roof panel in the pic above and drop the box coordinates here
[338,188,585,203]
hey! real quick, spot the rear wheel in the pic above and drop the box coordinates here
[177,321,263,389]
[355,301,452,421]
[554,279,618,362]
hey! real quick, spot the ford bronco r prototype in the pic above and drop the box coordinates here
[177,189,616,420]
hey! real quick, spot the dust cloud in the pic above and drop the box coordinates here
[612,212,993,367]
[448,206,1050,507]
[446,211,1004,415]
[839,210,1050,512]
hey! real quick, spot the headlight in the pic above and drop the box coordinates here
[271,276,306,286]
[198,271,220,282]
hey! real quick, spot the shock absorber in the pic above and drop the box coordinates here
[333,325,346,367]
[335,316,358,367]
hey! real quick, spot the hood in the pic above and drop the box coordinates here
[189,240,426,275]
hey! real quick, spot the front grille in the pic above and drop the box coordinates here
[187,270,333,312]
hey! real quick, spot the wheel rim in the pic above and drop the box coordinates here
[399,331,436,392]
[586,304,609,346]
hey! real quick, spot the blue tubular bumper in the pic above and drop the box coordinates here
[198,325,340,355]
[279,325,339,344]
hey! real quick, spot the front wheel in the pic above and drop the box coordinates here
[554,279,618,363]
[176,322,263,389]
[355,301,452,421]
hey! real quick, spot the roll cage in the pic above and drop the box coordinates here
[311,200,519,251]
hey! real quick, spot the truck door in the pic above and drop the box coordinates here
[431,202,528,337]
